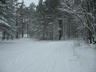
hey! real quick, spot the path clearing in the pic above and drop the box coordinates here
[0,38,96,72]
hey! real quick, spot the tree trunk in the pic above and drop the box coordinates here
[16,18,19,39]
[59,30,61,40]
[58,20,63,40]
[43,26,45,40]
[16,32,18,39]
[22,19,24,38]
[2,31,5,40]
[27,25,29,37]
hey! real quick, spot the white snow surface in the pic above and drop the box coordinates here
[0,38,96,72]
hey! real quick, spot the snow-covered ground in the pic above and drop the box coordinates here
[0,38,96,72]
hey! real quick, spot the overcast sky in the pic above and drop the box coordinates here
[18,0,39,6]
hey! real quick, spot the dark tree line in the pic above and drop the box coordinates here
[0,0,96,43]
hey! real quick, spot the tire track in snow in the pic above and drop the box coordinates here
[46,51,59,72]
[6,45,43,72]
[21,43,55,72]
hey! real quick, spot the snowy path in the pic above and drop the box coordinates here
[0,38,96,72]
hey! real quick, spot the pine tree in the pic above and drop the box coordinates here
[0,0,17,40]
